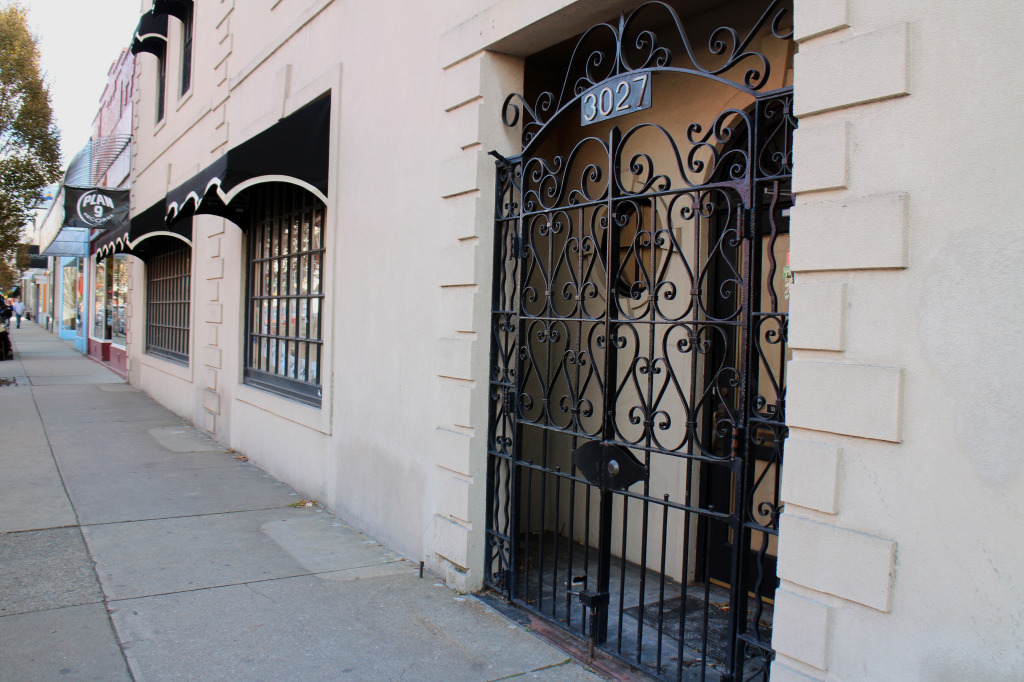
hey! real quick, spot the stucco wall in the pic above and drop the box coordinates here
[772,1,1024,679]
[128,0,502,580]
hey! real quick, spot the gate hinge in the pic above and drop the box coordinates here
[502,386,516,415]
[738,207,753,240]
[511,233,527,259]
[729,425,746,461]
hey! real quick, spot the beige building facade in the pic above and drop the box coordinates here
[120,0,1024,679]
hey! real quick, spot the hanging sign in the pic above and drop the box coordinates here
[63,187,130,230]
[581,70,653,126]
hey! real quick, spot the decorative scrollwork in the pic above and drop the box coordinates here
[502,0,790,148]
[757,95,796,178]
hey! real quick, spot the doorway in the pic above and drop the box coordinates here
[486,2,794,680]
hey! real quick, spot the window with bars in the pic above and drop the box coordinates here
[145,243,191,363]
[244,183,325,406]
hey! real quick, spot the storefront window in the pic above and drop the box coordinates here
[93,258,107,339]
[61,260,79,331]
[76,264,84,337]
[92,255,130,343]
[111,254,129,346]
[40,281,48,328]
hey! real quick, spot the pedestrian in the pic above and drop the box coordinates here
[0,296,11,360]
[12,298,25,329]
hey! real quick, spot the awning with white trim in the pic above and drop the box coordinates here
[152,0,192,22]
[92,221,130,259]
[94,202,193,261]
[165,94,330,226]
[130,10,168,56]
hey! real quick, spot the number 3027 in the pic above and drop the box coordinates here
[581,72,652,126]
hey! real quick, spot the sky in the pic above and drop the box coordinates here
[23,0,142,165]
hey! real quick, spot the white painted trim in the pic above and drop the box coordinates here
[167,174,327,221]
[221,175,328,205]
[129,231,193,249]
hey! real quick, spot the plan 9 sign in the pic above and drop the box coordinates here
[580,71,652,126]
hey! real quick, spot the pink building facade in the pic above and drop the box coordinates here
[87,48,134,376]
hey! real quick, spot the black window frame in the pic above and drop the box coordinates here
[156,47,167,122]
[244,183,326,407]
[145,242,192,364]
[179,4,193,97]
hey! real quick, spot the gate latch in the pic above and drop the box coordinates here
[571,440,647,490]
[569,589,609,610]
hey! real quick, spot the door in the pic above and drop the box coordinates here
[486,3,794,680]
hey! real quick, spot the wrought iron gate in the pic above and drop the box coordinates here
[486,3,794,680]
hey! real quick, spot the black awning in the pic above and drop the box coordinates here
[153,0,192,21]
[26,245,48,269]
[165,155,229,223]
[130,10,168,56]
[95,202,193,262]
[131,201,193,245]
[165,94,330,225]
[93,221,131,259]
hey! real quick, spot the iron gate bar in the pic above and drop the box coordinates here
[486,155,518,602]
[590,124,624,648]
[508,459,736,521]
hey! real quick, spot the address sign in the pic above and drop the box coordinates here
[580,71,653,126]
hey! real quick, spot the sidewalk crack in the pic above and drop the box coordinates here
[244,582,279,604]
[485,658,576,681]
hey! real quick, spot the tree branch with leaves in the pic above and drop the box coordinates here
[0,1,61,261]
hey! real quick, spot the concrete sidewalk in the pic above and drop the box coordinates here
[0,322,606,681]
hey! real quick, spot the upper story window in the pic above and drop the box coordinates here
[244,183,326,406]
[179,3,193,96]
[156,51,166,122]
[129,7,173,123]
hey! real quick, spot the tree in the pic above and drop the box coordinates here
[0,2,61,260]
[0,255,17,291]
